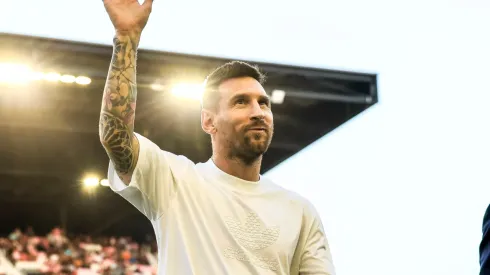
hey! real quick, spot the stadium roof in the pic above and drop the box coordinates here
[0,33,377,239]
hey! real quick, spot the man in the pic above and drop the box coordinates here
[481,205,490,275]
[99,0,335,274]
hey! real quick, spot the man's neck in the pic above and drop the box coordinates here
[212,153,262,182]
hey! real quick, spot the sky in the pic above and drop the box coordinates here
[1,0,489,274]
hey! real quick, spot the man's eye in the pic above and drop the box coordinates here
[236,99,246,105]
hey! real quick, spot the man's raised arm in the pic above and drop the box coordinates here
[98,0,153,185]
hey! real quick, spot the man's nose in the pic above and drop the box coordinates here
[249,101,265,120]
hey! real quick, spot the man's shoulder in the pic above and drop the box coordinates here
[261,178,318,213]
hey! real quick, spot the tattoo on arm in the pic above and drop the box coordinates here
[99,35,139,176]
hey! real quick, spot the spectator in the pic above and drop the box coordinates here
[2,226,157,275]
[8,228,22,241]
[47,227,68,248]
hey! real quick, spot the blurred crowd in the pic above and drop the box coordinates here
[0,227,157,275]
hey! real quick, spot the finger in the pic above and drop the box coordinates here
[142,0,153,9]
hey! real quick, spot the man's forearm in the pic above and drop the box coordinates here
[99,34,139,175]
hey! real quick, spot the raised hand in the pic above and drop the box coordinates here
[103,0,153,36]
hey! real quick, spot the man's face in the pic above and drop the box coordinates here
[212,77,274,163]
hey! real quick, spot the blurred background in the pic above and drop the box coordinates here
[0,0,489,274]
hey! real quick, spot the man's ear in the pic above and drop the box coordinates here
[201,109,216,135]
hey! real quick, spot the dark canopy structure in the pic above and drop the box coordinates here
[0,34,377,240]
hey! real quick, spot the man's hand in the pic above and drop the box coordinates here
[103,0,153,38]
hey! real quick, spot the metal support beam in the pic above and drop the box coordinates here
[270,142,303,151]
[284,90,371,104]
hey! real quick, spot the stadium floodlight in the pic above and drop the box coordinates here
[75,76,92,85]
[83,177,100,188]
[271,89,286,104]
[100,179,110,187]
[60,75,76,83]
[0,63,33,85]
[150,83,165,91]
[31,72,45,81]
[0,62,92,86]
[44,72,61,82]
[170,83,204,101]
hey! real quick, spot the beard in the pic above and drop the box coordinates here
[229,127,273,165]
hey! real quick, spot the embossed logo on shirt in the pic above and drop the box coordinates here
[223,212,280,271]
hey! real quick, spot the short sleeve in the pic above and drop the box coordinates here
[299,203,336,275]
[107,132,193,221]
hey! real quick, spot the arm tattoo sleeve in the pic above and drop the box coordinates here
[99,35,139,176]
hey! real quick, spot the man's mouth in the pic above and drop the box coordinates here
[248,127,267,131]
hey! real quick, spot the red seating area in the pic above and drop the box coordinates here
[0,227,157,275]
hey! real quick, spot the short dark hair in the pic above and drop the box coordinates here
[202,61,266,110]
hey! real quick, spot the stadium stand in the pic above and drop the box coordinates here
[0,227,157,275]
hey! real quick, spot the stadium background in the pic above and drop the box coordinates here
[1,0,489,275]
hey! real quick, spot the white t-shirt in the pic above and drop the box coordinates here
[108,133,335,275]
